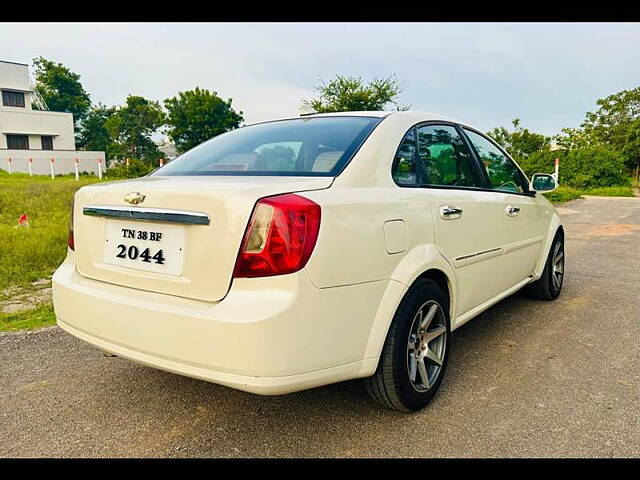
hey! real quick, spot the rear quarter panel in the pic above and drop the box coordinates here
[302,186,435,288]
[302,184,459,361]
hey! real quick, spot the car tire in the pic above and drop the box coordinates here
[526,230,565,301]
[364,279,450,412]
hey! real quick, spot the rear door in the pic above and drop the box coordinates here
[393,124,505,316]
[462,128,543,292]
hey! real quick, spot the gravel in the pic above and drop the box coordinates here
[1,195,639,458]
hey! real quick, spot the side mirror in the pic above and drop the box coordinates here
[530,173,558,193]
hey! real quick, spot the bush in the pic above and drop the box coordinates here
[519,146,628,189]
[105,158,154,179]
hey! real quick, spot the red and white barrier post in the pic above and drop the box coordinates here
[97,158,103,179]
[159,158,164,167]
[554,157,560,182]
[50,158,55,179]
[28,157,32,176]
[7,157,11,174]
[74,157,79,181]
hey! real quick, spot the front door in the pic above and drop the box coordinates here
[500,193,543,290]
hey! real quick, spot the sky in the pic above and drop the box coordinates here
[2,22,639,138]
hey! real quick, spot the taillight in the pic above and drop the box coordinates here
[67,197,75,250]
[233,193,321,278]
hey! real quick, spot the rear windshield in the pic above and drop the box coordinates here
[153,116,382,177]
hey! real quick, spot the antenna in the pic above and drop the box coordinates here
[298,104,316,117]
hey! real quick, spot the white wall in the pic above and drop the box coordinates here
[0,108,76,149]
[0,150,106,176]
[0,61,31,94]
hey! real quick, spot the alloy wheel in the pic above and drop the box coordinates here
[551,240,564,291]
[406,301,447,392]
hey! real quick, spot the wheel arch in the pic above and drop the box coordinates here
[363,249,457,374]
[415,269,452,313]
[534,211,564,280]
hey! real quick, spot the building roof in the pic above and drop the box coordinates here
[0,60,29,67]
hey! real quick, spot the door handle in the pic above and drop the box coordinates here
[440,205,463,220]
[505,205,521,216]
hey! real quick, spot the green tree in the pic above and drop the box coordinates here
[302,75,408,113]
[164,87,244,153]
[622,119,640,180]
[582,87,640,176]
[32,56,91,130]
[77,103,117,159]
[487,118,551,161]
[105,95,166,163]
[553,127,594,150]
[522,146,627,189]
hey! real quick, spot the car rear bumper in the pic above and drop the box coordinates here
[52,250,383,395]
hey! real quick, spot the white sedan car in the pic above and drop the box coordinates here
[52,111,564,412]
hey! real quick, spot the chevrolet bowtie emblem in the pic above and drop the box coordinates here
[124,192,146,205]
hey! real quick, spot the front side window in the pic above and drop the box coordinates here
[153,116,382,177]
[41,135,53,150]
[6,134,29,150]
[463,129,528,194]
[416,125,482,187]
[2,90,25,107]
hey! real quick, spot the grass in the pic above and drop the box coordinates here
[0,173,101,332]
[0,302,56,332]
[544,185,635,203]
[0,172,103,291]
[0,171,129,332]
[543,186,584,203]
[581,186,635,197]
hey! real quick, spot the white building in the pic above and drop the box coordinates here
[0,60,105,175]
[156,137,177,161]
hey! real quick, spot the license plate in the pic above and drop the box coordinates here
[103,220,185,276]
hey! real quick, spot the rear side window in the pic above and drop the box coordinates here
[392,129,417,185]
[463,129,529,194]
[416,125,482,187]
[154,116,382,177]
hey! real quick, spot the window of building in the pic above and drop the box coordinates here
[2,90,26,108]
[6,134,29,150]
[41,135,54,150]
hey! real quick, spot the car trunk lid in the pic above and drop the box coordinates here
[73,175,332,302]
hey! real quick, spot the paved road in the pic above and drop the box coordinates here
[1,195,639,458]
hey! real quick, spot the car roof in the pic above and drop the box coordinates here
[248,110,481,132]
